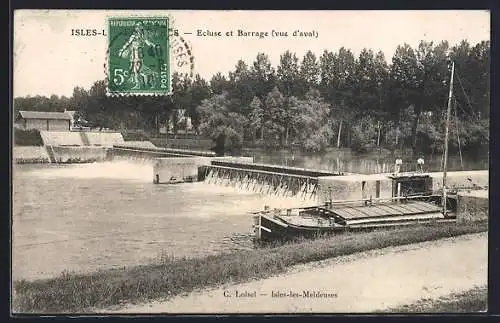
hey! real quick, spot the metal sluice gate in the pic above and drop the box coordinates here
[201,165,319,198]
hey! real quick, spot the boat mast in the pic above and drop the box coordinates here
[442,60,455,215]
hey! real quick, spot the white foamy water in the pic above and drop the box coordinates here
[13,161,316,281]
[27,160,155,182]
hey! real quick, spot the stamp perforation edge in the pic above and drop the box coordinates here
[105,16,172,97]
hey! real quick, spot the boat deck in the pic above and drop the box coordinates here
[329,201,441,220]
[285,200,446,227]
[254,200,450,241]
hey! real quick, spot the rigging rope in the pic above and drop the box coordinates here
[455,70,481,121]
[454,99,490,141]
[453,99,464,170]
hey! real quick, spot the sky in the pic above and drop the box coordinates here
[13,10,490,98]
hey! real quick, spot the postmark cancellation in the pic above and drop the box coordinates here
[106,17,171,96]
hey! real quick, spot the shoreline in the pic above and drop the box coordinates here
[101,232,488,313]
[99,232,487,313]
[12,220,487,313]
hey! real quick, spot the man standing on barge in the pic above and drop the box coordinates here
[394,157,403,174]
[417,155,425,173]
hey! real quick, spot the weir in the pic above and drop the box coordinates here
[202,165,320,198]
[21,130,219,163]
[209,161,344,177]
[198,161,344,198]
[109,146,195,159]
[198,160,489,201]
[112,144,216,157]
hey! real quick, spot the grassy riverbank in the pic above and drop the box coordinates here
[382,285,488,313]
[12,220,487,313]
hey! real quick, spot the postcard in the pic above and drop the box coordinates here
[12,9,490,314]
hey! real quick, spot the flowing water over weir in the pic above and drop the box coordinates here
[200,161,342,199]
[203,166,318,198]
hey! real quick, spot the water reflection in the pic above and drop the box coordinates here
[247,149,488,174]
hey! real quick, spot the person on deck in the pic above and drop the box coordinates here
[394,157,403,174]
[417,156,425,173]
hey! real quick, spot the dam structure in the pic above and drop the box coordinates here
[39,130,124,163]
[199,161,344,198]
[15,130,218,164]
[17,130,488,220]
[153,157,489,214]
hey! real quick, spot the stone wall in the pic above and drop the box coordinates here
[317,174,393,204]
[39,131,124,147]
[317,170,489,205]
[153,156,254,184]
[50,146,108,163]
[13,146,50,164]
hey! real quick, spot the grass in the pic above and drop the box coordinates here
[12,220,487,314]
[381,285,488,313]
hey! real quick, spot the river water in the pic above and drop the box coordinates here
[12,151,487,281]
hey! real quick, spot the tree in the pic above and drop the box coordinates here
[71,86,89,115]
[289,89,332,151]
[451,40,490,120]
[197,92,247,154]
[277,50,300,97]
[263,86,286,147]
[170,72,192,134]
[330,47,357,146]
[210,72,231,95]
[319,49,337,103]
[82,80,110,129]
[468,41,490,119]
[372,51,390,120]
[299,50,320,94]
[250,53,277,101]
[247,96,264,143]
[388,43,421,148]
[350,116,378,152]
[354,48,380,117]
[228,60,255,114]
[188,74,211,132]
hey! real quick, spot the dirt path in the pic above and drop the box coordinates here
[101,232,487,313]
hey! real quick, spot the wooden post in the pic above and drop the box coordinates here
[443,61,455,216]
[377,121,381,147]
[337,120,342,148]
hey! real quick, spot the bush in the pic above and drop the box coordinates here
[351,117,378,153]
[14,128,43,146]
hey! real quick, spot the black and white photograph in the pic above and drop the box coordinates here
[11,10,490,314]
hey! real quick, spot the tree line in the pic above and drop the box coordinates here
[14,39,489,154]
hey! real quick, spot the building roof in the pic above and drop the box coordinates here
[64,110,77,118]
[17,111,72,121]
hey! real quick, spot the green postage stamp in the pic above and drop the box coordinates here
[107,17,171,96]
